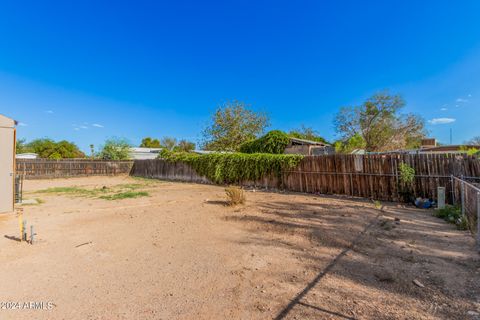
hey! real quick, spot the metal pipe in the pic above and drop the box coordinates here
[30,225,34,245]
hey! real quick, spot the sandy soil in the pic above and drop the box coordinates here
[0,176,479,320]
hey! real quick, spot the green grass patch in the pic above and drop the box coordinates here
[34,183,152,201]
[35,186,106,197]
[37,186,87,194]
[99,191,149,200]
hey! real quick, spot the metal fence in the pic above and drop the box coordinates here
[452,176,480,250]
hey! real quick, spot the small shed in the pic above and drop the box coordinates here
[284,137,335,156]
[0,114,16,213]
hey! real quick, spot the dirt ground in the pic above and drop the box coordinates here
[0,176,479,320]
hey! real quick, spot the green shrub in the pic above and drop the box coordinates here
[399,162,415,185]
[434,205,467,230]
[160,150,303,184]
[239,130,290,154]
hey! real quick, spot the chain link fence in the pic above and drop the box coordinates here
[452,176,480,251]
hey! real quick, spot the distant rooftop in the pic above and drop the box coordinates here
[289,137,330,146]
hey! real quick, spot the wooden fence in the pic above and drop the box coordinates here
[131,154,480,202]
[16,159,134,179]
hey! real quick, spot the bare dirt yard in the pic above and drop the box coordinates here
[1,176,479,320]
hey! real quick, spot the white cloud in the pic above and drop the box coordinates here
[468,94,472,97]
[79,125,88,129]
[92,123,104,128]
[428,118,456,125]
[18,122,28,126]
[45,110,54,114]
[456,98,468,103]
[440,108,448,111]
[74,128,80,131]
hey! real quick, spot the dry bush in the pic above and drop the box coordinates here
[225,186,246,206]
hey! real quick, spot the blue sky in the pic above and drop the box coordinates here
[1,0,479,152]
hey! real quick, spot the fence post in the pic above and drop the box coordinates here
[437,187,445,209]
[461,178,465,218]
[477,192,480,252]
[349,173,353,196]
[450,175,455,204]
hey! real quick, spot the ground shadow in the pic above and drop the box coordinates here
[224,191,480,320]
[4,235,21,242]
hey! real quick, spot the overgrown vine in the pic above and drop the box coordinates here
[160,150,304,184]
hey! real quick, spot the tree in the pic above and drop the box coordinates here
[140,137,161,148]
[334,133,366,153]
[465,136,480,145]
[26,139,85,159]
[202,100,269,151]
[16,139,30,154]
[89,144,95,159]
[289,125,329,144]
[174,139,196,152]
[98,138,131,160]
[160,136,177,151]
[334,92,426,152]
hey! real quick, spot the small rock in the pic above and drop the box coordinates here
[413,279,425,288]
[20,199,38,205]
[394,217,400,222]
[467,311,479,316]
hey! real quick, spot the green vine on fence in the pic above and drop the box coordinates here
[399,162,415,185]
[239,130,290,154]
[159,150,304,184]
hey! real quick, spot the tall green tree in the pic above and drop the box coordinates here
[289,125,329,144]
[16,138,30,154]
[25,139,85,159]
[334,133,366,153]
[202,100,269,151]
[334,92,426,152]
[174,139,196,152]
[140,137,161,148]
[98,138,131,160]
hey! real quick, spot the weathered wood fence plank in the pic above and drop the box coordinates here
[16,159,134,179]
[131,154,480,202]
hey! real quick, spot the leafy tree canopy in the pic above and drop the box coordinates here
[99,138,132,160]
[334,91,427,152]
[17,138,85,159]
[334,133,366,153]
[140,137,161,148]
[202,100,269,151]
[173,139,196,152]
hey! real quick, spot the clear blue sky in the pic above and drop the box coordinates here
[1,0,479,152]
